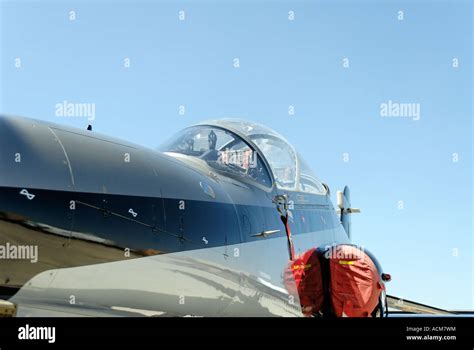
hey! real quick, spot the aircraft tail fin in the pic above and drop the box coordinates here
[336,186,360,239]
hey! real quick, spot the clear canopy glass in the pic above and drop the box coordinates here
[160,119,326,195]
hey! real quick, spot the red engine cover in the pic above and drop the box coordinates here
[284,248,324,316]
[327,245,383,317]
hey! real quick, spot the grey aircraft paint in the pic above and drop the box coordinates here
[0,115,374,317]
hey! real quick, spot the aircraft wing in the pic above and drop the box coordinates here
[387,295,456,315]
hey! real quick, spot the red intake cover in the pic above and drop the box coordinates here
[284,248,324,316]
[327,245,382,317]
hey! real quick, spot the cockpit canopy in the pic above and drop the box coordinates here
[159,119,326,195]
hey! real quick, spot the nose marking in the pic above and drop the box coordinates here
[128,208,138,217]
[19,189,35,200]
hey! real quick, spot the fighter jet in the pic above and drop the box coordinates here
[0,115,391,317]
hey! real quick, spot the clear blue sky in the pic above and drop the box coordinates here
[1,0,472,310]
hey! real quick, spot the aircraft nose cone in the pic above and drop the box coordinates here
[0,116,84,292]
[0,115,214,295]
[0,115,75,190]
